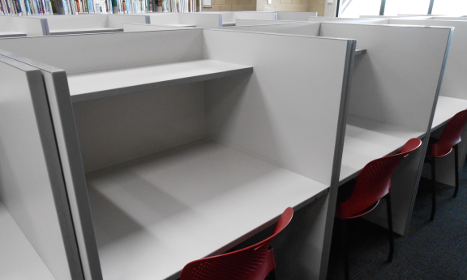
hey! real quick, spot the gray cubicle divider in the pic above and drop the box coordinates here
[202,29,355,280]
[233,20,321,35]
[235,18,389,27]
[147,13,222,27]
[320,23,452,234]
[0,48,103,280]
[388,19,467,189]
[0,29,355,280]
[308,16,389,24]
[0,16,48,37]
[223,22,452,235]
[275,11,318,21]
[0,54,84,279]
[124,24,195,32]
[199,11,276,26]
[30,14,149,35]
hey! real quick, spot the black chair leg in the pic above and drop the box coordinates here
[385,193,394,262]
[268,269,277,280]
[454,144,460,198]
[430,158,437,221]
[341,219,350,280]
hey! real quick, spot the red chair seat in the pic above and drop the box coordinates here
[337,200,379,220]
[426,137,453,158]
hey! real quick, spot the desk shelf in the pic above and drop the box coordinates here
[86,140,329,280]
[68,60,253,103]
[340,114,424,184]
[0,202,56,280]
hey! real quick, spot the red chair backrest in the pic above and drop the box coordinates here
[338,138,422,219]
[431,109,467,157]
[180,207,294,280]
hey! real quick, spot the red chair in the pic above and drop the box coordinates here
[425,109,467,221]
[180,207,294,280]
[336,138,422,280]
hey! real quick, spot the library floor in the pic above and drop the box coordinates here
[327,162,467,280]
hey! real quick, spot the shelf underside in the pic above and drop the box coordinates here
[68,59,253,102]
[86,139,328,280]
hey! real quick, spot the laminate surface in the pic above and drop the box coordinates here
[432,96,467,130]
[0,202,56,280]
[87,140,329,280]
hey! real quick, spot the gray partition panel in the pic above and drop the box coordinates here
[0,50,103,280]
[0,55,83,279]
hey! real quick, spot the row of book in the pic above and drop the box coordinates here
[0,0,53,15]
[53,0,110,14]
[113,0,151,13]
[0,0,192,14]
[164,0,195,12]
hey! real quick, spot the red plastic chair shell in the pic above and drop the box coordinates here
[427,109,467,158]
[180,207,294,280]
[337,138,422,220]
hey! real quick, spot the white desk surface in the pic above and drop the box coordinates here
[0,202,56,280]
[432,96,467,130]
[339,114,424,184]
[68,59,253,102]
[86,140,329,280]
[49,27,123,35]
[0,31,27,38]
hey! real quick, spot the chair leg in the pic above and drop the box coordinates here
[268,269,277,280]
[385,193,394,262]
[341,219,350,280]
[454,144,459,198]
[430,158,437,221]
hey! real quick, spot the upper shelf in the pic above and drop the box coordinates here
[86,139,328,280]
[67,59,253,102]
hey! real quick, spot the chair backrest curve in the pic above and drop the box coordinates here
[432,109,467,156]
[338,138,422,219]
[180,207,294,280]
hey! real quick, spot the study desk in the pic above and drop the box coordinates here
[339,114,425,185]
[0,202,56,280]
[431,96,467,130]
[86,140,329,280]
